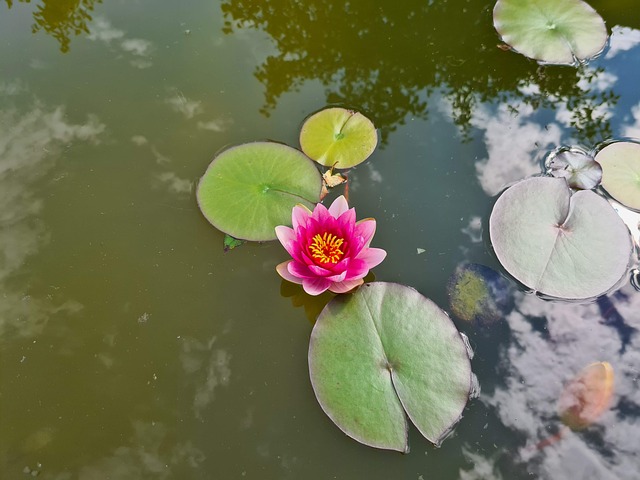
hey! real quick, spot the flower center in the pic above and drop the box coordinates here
[309,232,345,264]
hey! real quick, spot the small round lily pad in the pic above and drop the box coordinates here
[489,177,632,300]
[595,141,640,211]
[546,147,602,190]
[197,142,322,241]
[493,0,608,65]
[299,107,378,169]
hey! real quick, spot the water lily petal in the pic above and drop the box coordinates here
[289,261,317,279]
[329,278,364,294]
[311,202,332,224]
[328,195,349,218]
[357,247,387,268]
[337,208,356,232]
[276,261,303,284]
[292,204,312,230]
[306,216,336,239]
[345,258,370,280]
[303,277,333,295]
[347,235,366,257]
[332,257,351,273]
[276,196,385,296]
[355,218,376,247]
[308,264,333,277]
[275,226,298,257]
[327,270,348,283]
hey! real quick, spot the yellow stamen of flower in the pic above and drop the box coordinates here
[309,232,345,264]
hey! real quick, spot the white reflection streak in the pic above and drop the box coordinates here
[165,92,204,119]
[180,336,231,420]
[0,91,104,338]
[196,118,233,133]
[88,16,154,69]
[154,172,193,194]
[471,103,561,196]
[70,421,204,480]
[459,447,504,480]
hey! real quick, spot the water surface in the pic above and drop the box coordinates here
[1,0,640,478]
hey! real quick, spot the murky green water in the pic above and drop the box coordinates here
[1,0,640,478]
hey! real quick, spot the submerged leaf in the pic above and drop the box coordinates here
[558,362,615,430]
[493,0,608,65]
[489,177,632,299]
[300,107,378,168]
[595,141,640,211]
[309,282,472,452]
[197,142,322,241]
[447,263,511,326]
[547,148,602,190]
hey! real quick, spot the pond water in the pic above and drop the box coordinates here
[1,0,640,478]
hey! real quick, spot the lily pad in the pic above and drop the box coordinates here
[558,362,614,431]
[299,108,378,169]
[547,147,602,190]
[489,177,632,299]
[493,0,608,65]
[197,142,322,241]
[595,141,640,211]
[309,282,472,452]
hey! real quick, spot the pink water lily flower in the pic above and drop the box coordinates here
[275,195,387,295]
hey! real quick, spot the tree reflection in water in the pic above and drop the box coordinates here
[221,0,620,145]
[4,0,102,52]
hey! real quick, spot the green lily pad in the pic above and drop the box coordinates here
[489,177,632,300]
[493,0,608,65]
[197,142,322,241]
[547,148,602,190]
[309,282,472,452]
[595,141,640,211]
[299,107,378,169]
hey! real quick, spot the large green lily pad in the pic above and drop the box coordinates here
[299,107,378,169]
[489,177,632,299]
[595,141,640,211]
[493,0,608,65]
[309,282,472,452]
[197,142,322,241]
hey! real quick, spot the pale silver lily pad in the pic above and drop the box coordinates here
[547,147,602,190]
[490,177,632,300]
[595,141,640,211]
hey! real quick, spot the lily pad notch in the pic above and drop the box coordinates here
[493,0,608,65]
[197,141,322,241]
[309,282,473,452]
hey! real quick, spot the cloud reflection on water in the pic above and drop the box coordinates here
[470,102,561,196]
[0,87,104,339]
[460,284,640,479]
[87,16,154,69]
